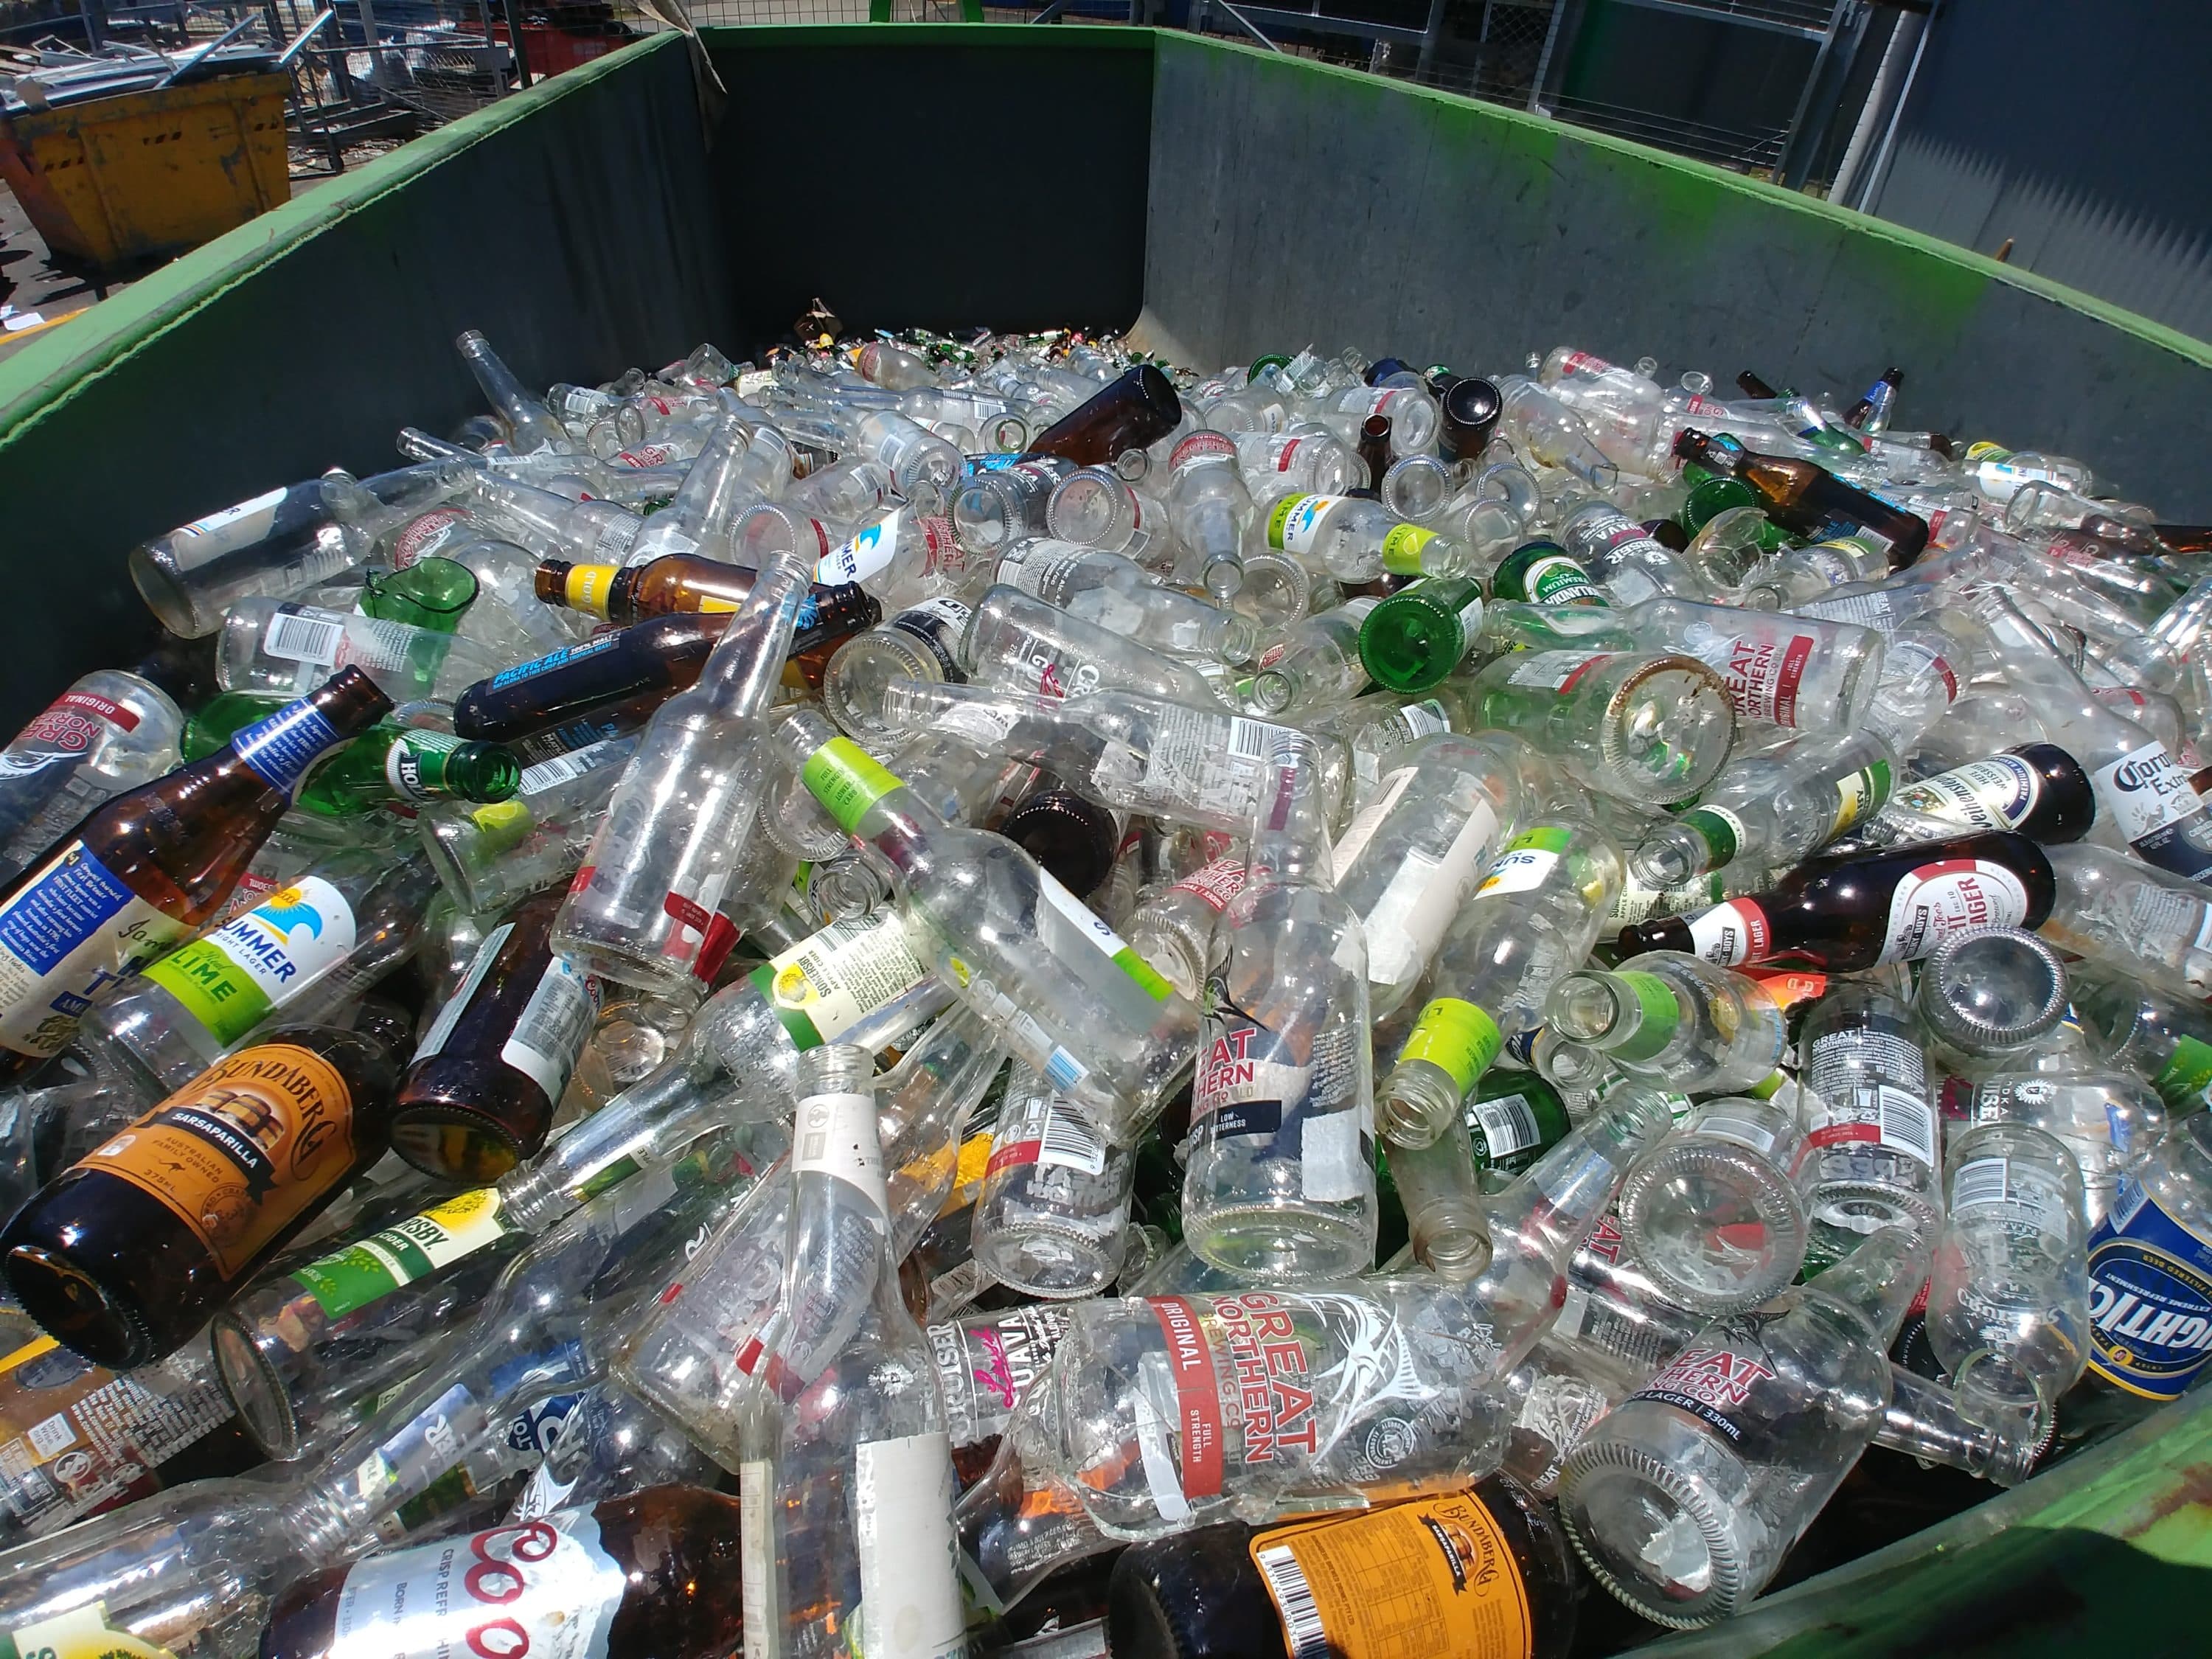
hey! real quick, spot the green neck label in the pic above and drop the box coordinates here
[1608,971,1683,1064]
[1399,997,1503,1098]
[802,737,904,832]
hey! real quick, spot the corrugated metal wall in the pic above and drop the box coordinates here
[1866,0,2212,346]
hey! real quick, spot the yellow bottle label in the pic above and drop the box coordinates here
[1399,998,1501,1097]
[563,563,620,617]
[1250,1490,1534,1659]
[1,1603,179,1659]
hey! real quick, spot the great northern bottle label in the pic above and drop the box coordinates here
[1703,630,1816,728]
[0,1604,180,1659]
[326,1511,627,1659]
[0,839,187,1058]
[2085,1178,2212,1399]
[747,911,931,1049]
[1250,1490,1534,1659]
[1195,1004,1366,1202]
[1142,1293,1322,1517]
[1627,1338,1781,1446]
[291,1186,515,1321]
[82,1043,355,1277]
[144,876,358,1046]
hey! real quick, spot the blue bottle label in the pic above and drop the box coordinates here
[2086,1177,2212,1399]
[0,840,187,1056]
[232,699,345,796]
[490,634,617,689]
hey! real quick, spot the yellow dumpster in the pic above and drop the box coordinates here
[0,71,291,271]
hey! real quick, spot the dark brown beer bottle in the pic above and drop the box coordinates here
[258,1484,748,1659]
[0,1020,405,1367]
[1674,428,1930,568]
[390,888,599,1182]
[996,778,1123,900]
[1355,413,1393,493]
[0,667,390,1085]
[1105,1478,1578,1659]
[1436,373,1503,460]
[1736,369,1781,400]
[1844,366,1903,430]
[534,551,874,631]
[1621,830,2057,973]
[1026,364,1183,466]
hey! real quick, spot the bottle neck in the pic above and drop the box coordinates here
[1807,1223,1932,1346]
[695,550,812,716]
[1248,742,1333,888]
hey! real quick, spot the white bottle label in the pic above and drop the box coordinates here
[756,912,931,1046]
[1267,495,1346,555]
[740,1460,774,1659]
[414,922,514,1062]
[327,1510,627,1659]
[1890,754,2041,832]
[822,507,903,586]
[1879,858,2031,964]
[853,1431,966,1659]
[0,839,187,1058]
[1683,899,1767,966]
[1329,765,1417,878]
[793,1088,888,1214]
[167,486,289,570]
[499,954,599,1101]
[1357,801,1500,988]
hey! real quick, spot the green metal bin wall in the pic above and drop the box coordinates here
[0,35,2208,1649]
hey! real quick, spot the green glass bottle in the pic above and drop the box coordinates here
[184,692,519,817]
[1489,539,1612,608]
[1356,574,1486,692]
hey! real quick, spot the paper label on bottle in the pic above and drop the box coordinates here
[793,1088,888,1214]
[802,736,905,833]
[1698,630,1817,728]
[1114,706,1284,825]
[1144,1297,1225,1502]
[8,687,139,762]
[391,506,470,569]
[415,922,513,1063]
[2085,1178,2212,1399]
[1379,522,1437,575]
[2152,1036,2212,1111]
[928,1305,1073,1446]
[1329,766,1417,880]
[1250,1489,1534,1659]
[1829,757,1892,838]
[1475,824,1573,899]
[324,1510,627,1659]
[144,876,359,1047]
[0,839,187,1059]
[80,1043,355,1277]
[164,484,292,573]
[987,1088,1109,1178]
[0,1604,181,1659]
[1170,856,1248,914]
[748,911,930,1049]
[821,508,904,587]
[1357,801,1501,990]
[1696,1107,1779,1157]
[1037,869,1175,1002]
[1514,551,1607,607]
[1400,998,1503,1099]
[1682,898,1769,967]
[500,955,599,1102]
[1265,494,1345,555]
[1950,1155,2070,1237]
[490,633,619,689]
[1469,1085,1548,1165]
[230,697,347,798]
[1878,858,2031,964]
[291,1186,514,1320]
[1889,755,2042,833]
[514,738,627,798]
[1804,1081,1936,1170]
[1604,972,1686,1065]
[887,597,973,682]
[383,732,469,804]
[1503,650,1612,693]
[852,1431,966,1659]
[1679,805,1745,866]
[739,1460,775,1659]
[1627,1340,1779,1445]
[2094,741,2212,880]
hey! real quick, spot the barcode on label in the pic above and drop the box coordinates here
[1228,718,1270,762]
[1471,1092,1543,1158]
[265,610,346,665]
[1952,1156,2009,1212]
[518,743,618,794]
[1256,1544,1329,1659]
[1877,1085,1936,1167]
[1039,1102,1107,1175]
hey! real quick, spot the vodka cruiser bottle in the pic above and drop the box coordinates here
[785,706,1198,1144]
[1183,737,1377,1281]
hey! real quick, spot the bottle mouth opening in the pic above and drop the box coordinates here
[1550,975,1627,1044]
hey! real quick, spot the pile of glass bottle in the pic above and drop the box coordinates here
[0,322,2206,1659]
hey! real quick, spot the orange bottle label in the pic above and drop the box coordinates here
[1249,1490,1534,1659]
[83,1043,355,1278]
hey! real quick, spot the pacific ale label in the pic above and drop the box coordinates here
[80,1043,355,1278]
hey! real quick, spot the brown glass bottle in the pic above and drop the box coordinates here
[391,888,597,1183]
[2152,526,2212,555]
[0,668,390,1083]
[1674,428,1930,568]
[997,779,1122,900]
[1736,369,1781,400]
[1026,364,1183,466]
[1436,373,1503,460]
[1622,829,2057,973]
[1844,366,1903,429]
[535,551,874,631]
[0,1020,404,1368]
[1355,413,1393,493]
[259,1484,748,1659]
[1105,1478,1577,1659]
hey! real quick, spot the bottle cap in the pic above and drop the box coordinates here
[1916,927,2069,1053]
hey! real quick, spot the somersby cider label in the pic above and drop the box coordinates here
[82,1043,355,1277]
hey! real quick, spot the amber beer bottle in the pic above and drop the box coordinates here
[1674,428,1930,568]
[1621,830,2057,973]
[0,668,390,1085]
[0,1020,403,1368]
[1026,364,1183,466]
[258,1485,748,1659]
[1105,1478,1577,1659]
[534,551,877,632]
[390,888,599,1182]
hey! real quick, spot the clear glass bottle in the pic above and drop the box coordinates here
[995,539,1256,664]
[1246,597,1377,717]
[1467,647,1735,806]
[964,585,1227,709]
[952,457,1077,554]
[1164,431,1257,599]
[787,709,1196,1142]
[1123,855,1246,1003]
[734,1043,967,1659]
[1554,498,1710,605]
[416,734,638,915]
[971,1062,1135,1298]
[552,546,813,1000]
[1558,1223,1931,1628]
[1184,737,1377,1281]
[1615,1094,1810,1315]
[1542,953,1788,1096]
[1798,980,1942,1265]
[2040,839,2212,1000]
[1928,1121,2090,1427]
[1622,597,1886,734]
[456,328,574,455]
[217,597,504,703]
[0,668,186,883]
[1629,728,1895,886]
[1262,493,1474,582]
